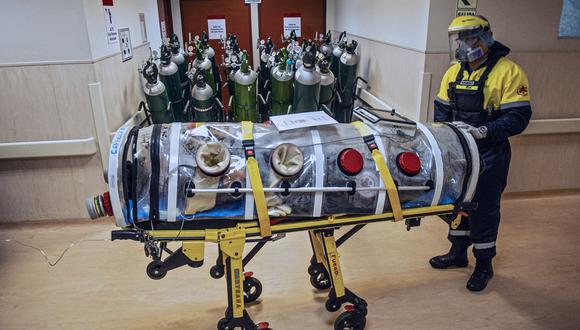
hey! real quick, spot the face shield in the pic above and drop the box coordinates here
[448,29,487,63]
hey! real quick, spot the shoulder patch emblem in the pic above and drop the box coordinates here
[517,85,529,96]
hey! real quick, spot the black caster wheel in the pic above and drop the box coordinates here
[325,298,341,312]
[217,318,229,330]
[210,265,225,279]
[146,261,166,280]
[310,270,331,290]
[334,311,366,330]
[244,277,263,303]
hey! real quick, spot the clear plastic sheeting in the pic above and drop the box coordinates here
[108,121,477,226]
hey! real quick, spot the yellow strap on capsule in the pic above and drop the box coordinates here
[351,121,403,222]
[241,121,272,237]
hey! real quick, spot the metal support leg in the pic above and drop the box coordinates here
[308,230,332,290]
[217,230,270,330]
[319,229,368,329]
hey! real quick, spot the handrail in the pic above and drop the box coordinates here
[0,137,97,159]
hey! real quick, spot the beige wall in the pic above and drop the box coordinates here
[0,0,160,222]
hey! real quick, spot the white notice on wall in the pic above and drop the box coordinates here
[103,5,117,44]
[208,16,226,40]
[270,112,338,132]
[160,20,167,39]
[283,15,301,37]
[456,0,478,16]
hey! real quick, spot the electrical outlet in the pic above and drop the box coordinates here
[118,27,132,62]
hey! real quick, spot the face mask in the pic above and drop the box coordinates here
[455,38,485,63]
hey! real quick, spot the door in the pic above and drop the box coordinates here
[157,0,174,40]
[258,0,326,50]
[180,0,253,64]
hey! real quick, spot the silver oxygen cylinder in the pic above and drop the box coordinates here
[331,31,347,78]
[318,59,335,115]
[141,61,172,124]
[335,40,359,123]
[191,74,217,122]
[292,51,321,112]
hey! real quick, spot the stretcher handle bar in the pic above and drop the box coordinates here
[186,186,430,194]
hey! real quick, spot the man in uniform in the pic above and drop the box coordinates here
[430,15,532,291]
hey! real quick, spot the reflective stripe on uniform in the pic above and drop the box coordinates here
[473,241,496,249]
[500,100,531,110]
[435,96,450,105]
[449,230,470,236]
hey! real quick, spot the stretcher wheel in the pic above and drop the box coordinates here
[310,270,331,290]
[210,265,225,279]
[334,311,366,330]
[325,298,341,312]
[146,261,166,280]
[244,277,263,303]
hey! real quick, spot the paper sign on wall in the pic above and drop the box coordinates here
[283,14,301,37]
[103,2,117,44]
[208,15,226,40]
[160,20,167,39]
[456,0,477,17]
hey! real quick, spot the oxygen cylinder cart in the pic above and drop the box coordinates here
[140,60,173,124]
[292,50,321,112]
[232,51,258,122]
[159,44,186,122]
[269,49,294,116]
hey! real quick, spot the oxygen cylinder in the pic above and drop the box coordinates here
[170,34,188,83]
[318,59,335,115]
[292,51,321,112]
[193,45,216,100]
[191,74,217,122]
[319,31,333,59]
[335,40,359,123]
[258,37,274,120]
[233,51,258,122]
[270,49,294,116]
[201,31,221,101]
[141,61,172,124]
[158,44,185,121]
[331,31,347,78]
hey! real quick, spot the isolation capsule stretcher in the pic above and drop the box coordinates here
[91,109,480,228]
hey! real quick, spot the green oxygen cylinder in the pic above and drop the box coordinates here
[191,73,217,122]
[193,44,216,100]
[170,34,188,84]
[141,60,173,124]
[336,40,359,123]
[233,51,258,122]
[201,31,221,101]
[269,49,294,116]
[331,31,346,78]
[318,59,335,116]
[158,44,185,121]
[292,50,321,113]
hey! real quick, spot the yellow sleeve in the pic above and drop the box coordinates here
[436,63,460,103]
[500,62,531,108]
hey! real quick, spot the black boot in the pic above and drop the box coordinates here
[429,243,469,269]
[466,259,494,292]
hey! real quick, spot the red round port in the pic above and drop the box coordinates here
[397,152,421,176]
[102,192,114,216]
[338,148,364,176]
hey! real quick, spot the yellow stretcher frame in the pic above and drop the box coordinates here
[142,204,455,327]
